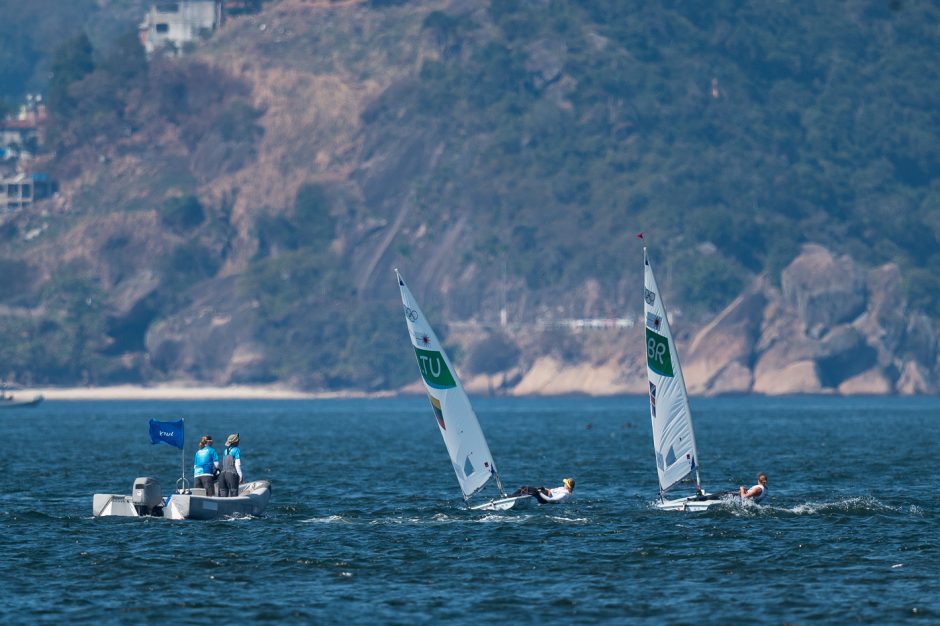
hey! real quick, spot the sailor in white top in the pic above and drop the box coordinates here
[536,479,574,503]
[509,478,576,504]
[535,478,575,504]
[739,473,768,503]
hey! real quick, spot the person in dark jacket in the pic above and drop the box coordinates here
[219,433,243,497]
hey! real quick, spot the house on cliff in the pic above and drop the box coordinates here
[1,172,58,213]
[139,1,223,56]
[138,0,264,56]
[1,95,46,163]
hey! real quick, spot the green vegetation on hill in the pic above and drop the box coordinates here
[374,1,939,315]
[0,30,265,385]
[0,0,150,102]
[1,0,939,388]
[47,32,262,185]
[241,183,415,389]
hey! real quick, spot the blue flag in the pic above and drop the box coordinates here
[149,418,184,449]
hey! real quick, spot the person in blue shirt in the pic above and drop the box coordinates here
[219,433,244,497]
[193,434,220,496]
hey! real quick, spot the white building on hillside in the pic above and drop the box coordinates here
[139,1,223,56]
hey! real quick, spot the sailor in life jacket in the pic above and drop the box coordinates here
[739,473,768,503]
[510,478,576,504]
[219,433,244,497]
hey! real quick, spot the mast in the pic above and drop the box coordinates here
[492,467,507,497]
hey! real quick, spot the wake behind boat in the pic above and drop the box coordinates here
[643,247,729,512]
[396,270,531,512]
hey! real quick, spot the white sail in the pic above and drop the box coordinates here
[643,248,700,494]
[396,270,500,500]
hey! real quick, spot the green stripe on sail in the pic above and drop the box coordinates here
[646,328,674,377]
[414,347,457,389]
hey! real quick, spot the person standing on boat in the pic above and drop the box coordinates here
[509,478,575,504]
[740,473,768,503]
[193,435,220,496]
[219,433,243,497]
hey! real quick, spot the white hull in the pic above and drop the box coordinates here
[93,480,271,520]
[0,394,43,408]
[469,494,532,511]
[655,493,736,512]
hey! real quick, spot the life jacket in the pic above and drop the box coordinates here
[751,483,767,503]
[222,446,239,473]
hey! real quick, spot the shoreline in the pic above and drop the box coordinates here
[15,384,923,401]
[25,384,394,401]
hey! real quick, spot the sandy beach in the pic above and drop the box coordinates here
[25,384,393,401]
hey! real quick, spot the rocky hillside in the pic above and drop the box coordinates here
[682,245,936,396]
[451,244,936,397]
[1,0,938,394]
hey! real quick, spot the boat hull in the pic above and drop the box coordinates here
[656,493,736,512]
[93,480,272,520]
[469,494,532,511]
[0,394,43,408]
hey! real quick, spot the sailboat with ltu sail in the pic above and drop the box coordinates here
[396,270,528,511]
[643,248,726,511]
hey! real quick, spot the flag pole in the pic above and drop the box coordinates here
[179,417,186,493]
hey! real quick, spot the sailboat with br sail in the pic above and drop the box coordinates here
[396,270,529,511]
[644,248,726,511]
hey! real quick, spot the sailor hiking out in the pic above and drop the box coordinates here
[740,473,768,503]
[509,478,575,504]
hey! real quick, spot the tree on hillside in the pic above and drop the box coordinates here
[294,183,337,248]
[466,332,521,375]
[48,33,94,118]
[160,195,205,234]
[100,31,148,83]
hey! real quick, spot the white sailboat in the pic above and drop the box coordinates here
[643,248,726,511]
[396,270,528,511]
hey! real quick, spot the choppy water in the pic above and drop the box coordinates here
[0,396,937,624]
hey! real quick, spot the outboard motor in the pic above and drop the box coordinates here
[131,477,164,516]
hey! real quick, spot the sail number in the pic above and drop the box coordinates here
[414,347,457,389]
[646,328,674,377]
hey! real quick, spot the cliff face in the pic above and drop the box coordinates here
[457,244,938,398]
[680,245,937,396]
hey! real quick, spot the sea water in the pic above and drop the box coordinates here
[0,396,936,624]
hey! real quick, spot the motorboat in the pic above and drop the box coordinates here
[93,476,271,520]
[0,383,43,408]
[0,394,43,408]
